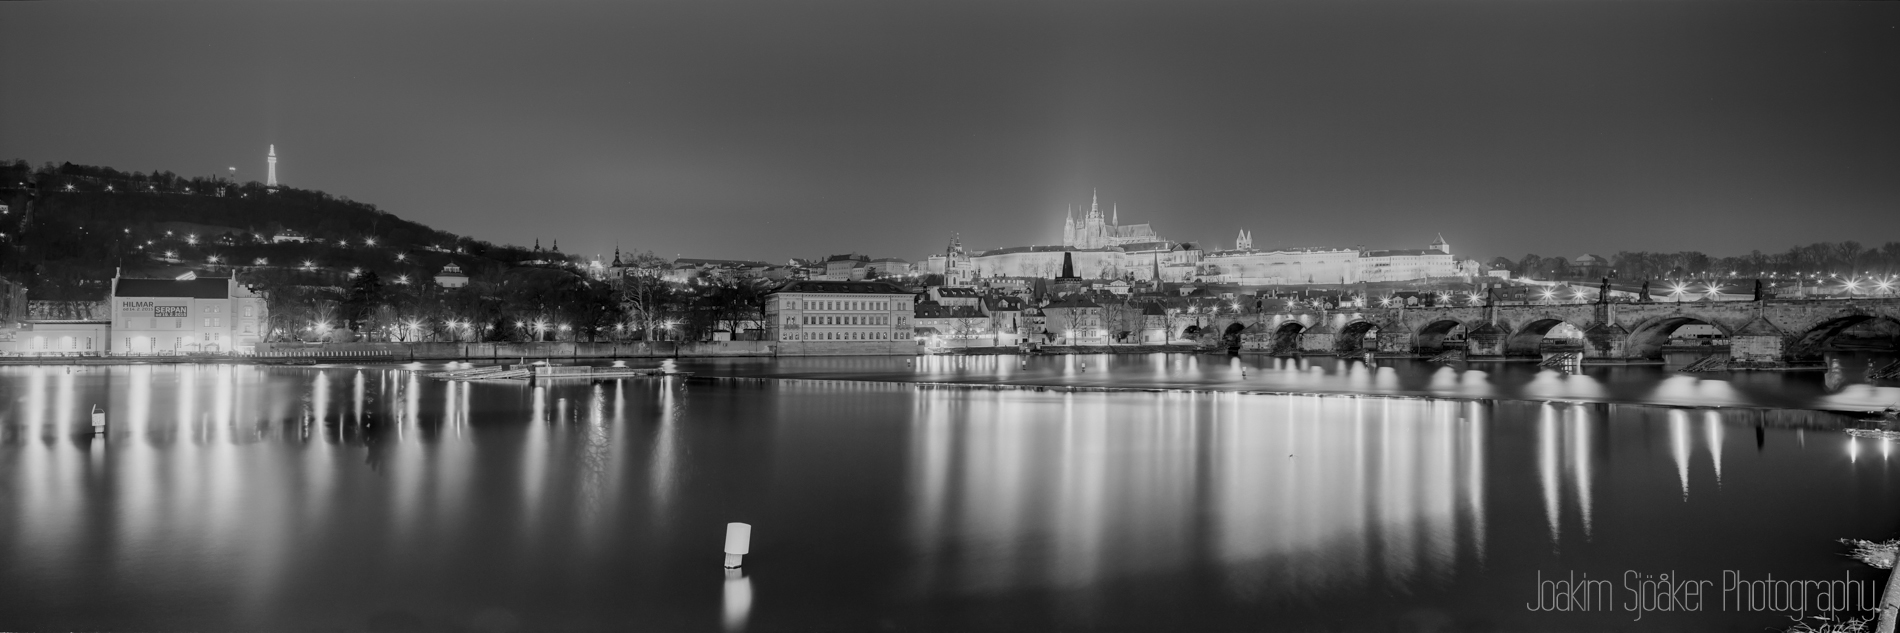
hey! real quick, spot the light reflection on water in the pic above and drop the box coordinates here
[679,352,1900,412]
[0,363,1893,631]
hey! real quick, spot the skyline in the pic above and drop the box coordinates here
[4,1,1897,264]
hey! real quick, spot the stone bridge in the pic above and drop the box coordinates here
[1195,298,1900,361]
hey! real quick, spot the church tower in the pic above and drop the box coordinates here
[1064,205,1076,248]
[1430,233,1449,254]
[1236,229,1253,251]
[266,145,278,187]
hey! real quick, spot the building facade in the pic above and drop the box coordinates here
[1064,192,1160,249]
[110,275,267,354]
[763,280,918,355]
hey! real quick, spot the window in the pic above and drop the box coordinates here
[242,306,253,317]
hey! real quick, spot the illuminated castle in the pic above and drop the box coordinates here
[1063,190,1161,249]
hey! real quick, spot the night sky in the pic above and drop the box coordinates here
[3,1,1897,265]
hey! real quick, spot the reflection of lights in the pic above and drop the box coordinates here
[1849,437,1860,463]
[722,569,754,632]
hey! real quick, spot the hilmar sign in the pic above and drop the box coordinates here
[121,301,188,317]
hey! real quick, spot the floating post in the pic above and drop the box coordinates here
[723,522,752,568]
[91,405,106,434]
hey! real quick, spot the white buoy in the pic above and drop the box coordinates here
[91,405,106,434]
[723,522,752,568]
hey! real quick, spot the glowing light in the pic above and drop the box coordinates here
[254,257,268,265]
[365,238,378,247]
[207,255,220,263]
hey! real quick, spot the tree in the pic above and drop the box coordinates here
[344,271,386,332]
[1515,254,1544,280]
[616,250,678,341]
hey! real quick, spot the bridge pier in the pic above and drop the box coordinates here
[1300,324,1337,354]
[1376,331,1414,355]
[1582,323,1629,359]
[1466,323,1509,358]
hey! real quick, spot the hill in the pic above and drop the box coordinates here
[0,159,572,300]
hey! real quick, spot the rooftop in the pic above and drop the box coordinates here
[113,277,232,299]
[770,280,913,295]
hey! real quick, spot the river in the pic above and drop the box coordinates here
[1,354,1897,631]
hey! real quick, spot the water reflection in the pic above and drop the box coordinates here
[0,364,1893,632]
[905,390,1489,597]
[683,352,1900,412]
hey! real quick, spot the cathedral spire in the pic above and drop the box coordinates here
[1113,203,1118,226]
[1091,189,1098,216]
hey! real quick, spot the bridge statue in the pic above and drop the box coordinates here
[1754,279,1763,302]
[1639,281,1651,302]
[1598,277,1609,305]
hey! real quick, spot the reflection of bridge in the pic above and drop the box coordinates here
[1201,298,1900,361]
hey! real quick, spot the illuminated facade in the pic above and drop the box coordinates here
[109,274,267,354]
[764,280,917,355]
[1064,191,1159,249]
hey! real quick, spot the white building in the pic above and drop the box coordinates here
[110,274,267,354]
[763,280,917,355]
[435,263,470,288]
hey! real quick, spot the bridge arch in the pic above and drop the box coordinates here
[1627,316,1730,359]
[1222,322,1247,349]
[1273,321,1305,353]
[1338,320,1381,353]
[1414,319,1467,354]
[1504,319,1588,357]
[1790,314,1900,358]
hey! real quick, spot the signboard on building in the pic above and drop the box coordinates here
[119,300,188,316]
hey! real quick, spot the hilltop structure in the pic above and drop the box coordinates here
[267,145,278,187]
[1064,190,1159,249]
[924,191,1466,285]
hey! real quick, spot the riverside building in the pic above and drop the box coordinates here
[110,273,268,354]
[764,280,917,355]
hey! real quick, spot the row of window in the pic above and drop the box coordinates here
[787,299,898,311]
[785,331,894,341]
[804,315,890,326]
[120,317,241,329]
